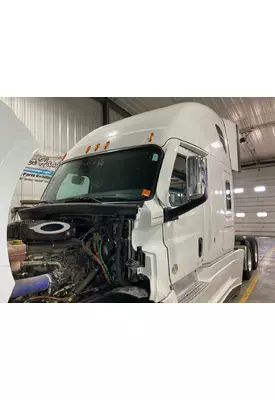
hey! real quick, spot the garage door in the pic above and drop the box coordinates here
[233,166,275,237]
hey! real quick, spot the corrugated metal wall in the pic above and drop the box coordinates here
[1,98,103,155]
[109,108,124,123]
[1,98,103,210]
[233,166,275,237]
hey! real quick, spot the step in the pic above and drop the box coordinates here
[178,281,208,303]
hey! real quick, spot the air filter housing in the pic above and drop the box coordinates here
[7,220,76,243]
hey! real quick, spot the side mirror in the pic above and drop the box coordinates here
[187,156,207,200]
[164,156,207,223]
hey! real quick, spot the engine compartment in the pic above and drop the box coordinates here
[7,213,149,303]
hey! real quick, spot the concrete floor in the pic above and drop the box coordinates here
[233,237,275,303]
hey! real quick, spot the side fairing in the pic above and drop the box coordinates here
[223,119,240,172]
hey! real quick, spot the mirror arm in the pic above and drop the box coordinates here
[163,191,208,223]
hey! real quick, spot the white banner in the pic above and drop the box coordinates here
[21,153,62,181]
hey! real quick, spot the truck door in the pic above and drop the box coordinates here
[162,146,205,289]
[0,100,38,302]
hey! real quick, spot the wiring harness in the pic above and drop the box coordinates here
[81,227,113,285]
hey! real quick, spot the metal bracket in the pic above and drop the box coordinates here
[91,97,132,123]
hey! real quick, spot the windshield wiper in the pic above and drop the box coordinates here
[61,196,102,204]
[94,196,137,202]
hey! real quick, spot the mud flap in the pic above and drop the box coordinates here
[0,100,38,302]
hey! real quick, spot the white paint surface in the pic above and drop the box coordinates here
[0,101,38,302]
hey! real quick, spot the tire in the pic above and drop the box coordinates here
[245,236,259,270]
[242,240,253,281]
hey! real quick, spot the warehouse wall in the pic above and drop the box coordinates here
[1,98,103,211]
[1,98,103,155]
[233,166,275,237]
[109,107,124,123]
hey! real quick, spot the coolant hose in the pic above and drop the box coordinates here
[73,269,97,296]
[115,218,124,284]
[10,274,51,299]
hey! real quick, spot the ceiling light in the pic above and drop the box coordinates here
[254,186,266,192]
[234,188,244,194]
[257,212,267,217]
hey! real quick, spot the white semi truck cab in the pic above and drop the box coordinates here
[2,101,258,303]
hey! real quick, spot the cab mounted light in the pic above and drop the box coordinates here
[94,143,100,152]
[104,141,110,150]
[85,145,91,154]
[148,132,154,142]
[62,153,67,161]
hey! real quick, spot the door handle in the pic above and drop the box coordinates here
[198,237,203,257]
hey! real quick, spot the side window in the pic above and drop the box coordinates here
[56,173,90,200]
[225,180,232,210]
[169,155,188,207]
[215,124,227,153]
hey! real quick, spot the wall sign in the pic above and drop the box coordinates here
[21,153,62,181]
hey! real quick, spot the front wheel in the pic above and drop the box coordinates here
[243,240,253,281]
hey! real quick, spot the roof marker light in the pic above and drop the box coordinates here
[148,132,154,142]
[104,141,110,150]
[62,153,67,161]
[85,145,91,154]
[94,143,100,152]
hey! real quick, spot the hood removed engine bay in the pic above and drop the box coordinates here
[7,203,150,303]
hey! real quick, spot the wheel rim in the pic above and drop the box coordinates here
[255,247,258,263]
[247,248,252,272]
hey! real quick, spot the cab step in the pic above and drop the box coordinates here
[178,281,208,303]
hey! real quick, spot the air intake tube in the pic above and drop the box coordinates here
[10,274,51,299]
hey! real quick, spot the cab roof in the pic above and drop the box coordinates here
[65,102,235,168]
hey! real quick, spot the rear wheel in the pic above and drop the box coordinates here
[246,237,259,270]
[243,240,253,280]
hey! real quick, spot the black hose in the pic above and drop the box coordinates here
[73,269,97,296]
[115,218,124,284]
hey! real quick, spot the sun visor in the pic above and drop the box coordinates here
[223,118,241,172]
[0,100,38,302]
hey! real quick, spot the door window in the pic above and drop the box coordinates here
[225,180,232,210]
[169,155,188,207]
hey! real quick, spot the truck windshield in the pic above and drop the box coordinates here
[41,146,164,203]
